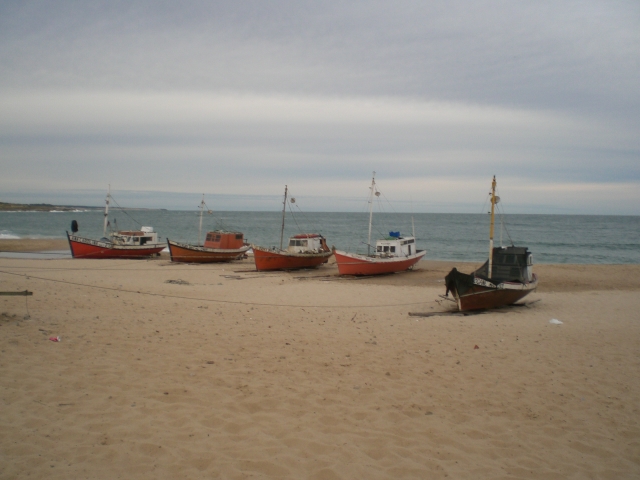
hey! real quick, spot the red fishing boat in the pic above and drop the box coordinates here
[444,176,538,311]
[66,187,164,259]
[334,173,426,275]
[167,195,250,263]
[252,186,333,271]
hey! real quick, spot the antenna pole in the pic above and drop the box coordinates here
[198,194,205,246]
[488,176,497,278]
[367,172,376,256]
[279,185,288,251]
[103,185,110,237]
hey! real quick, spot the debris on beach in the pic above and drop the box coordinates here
[549,318,563,325]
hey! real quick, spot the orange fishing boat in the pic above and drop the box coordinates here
[252,186,332,271]
[66,187,164,259]
[334,173,425,275]
[253,233,332,271]
[166,195,249,263]
[444,176,538,311]
[167,232,249,263]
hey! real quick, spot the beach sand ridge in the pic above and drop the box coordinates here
[1,250,639,478]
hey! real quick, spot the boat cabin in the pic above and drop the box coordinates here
[286,234,328,254]
[474,246,534,283]
[375,232,416,258]
[204,231,245,249]
[111,226,159,246]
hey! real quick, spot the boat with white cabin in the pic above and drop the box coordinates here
[333,172,426,275]
[66,187,165,259]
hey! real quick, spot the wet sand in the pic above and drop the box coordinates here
[1,241,639,479]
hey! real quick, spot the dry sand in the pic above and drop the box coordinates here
[1,239,639,479]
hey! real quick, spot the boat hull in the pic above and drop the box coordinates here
[252,245,333,271]
[445,270,538,311]
[334,249,426,276]
[167,239,250,263]
[67,233,165,259]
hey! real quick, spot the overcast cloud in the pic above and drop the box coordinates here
[1,0,638,213]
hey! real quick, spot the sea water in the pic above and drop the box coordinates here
[1,210,639,264]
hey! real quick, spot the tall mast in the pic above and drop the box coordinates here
[198,194,205,246]
[279,185,288,251]
[488,175,497,278]
[367,172,376,256]
[410,195,416,238]
[102,185,110,237]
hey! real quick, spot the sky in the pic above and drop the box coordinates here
[0,0,638,214]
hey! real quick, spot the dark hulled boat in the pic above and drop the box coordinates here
[444,176,538,311]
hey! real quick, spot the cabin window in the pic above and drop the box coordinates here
[409,239,414,244]
[206,234,213,241]
[214,235,221,242]
[377,246,383,252]
[383,246,390,252]
[301,240,308,247]
[235,234,243,240]
[506,255,516,264]
[390,246,396,252]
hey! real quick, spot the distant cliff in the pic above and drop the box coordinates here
[0,202,101,212]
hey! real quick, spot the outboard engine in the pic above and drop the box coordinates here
[71,220,79,233]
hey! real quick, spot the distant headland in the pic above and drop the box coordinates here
[0,202,102,212]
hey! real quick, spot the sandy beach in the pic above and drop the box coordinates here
[1,239,639,479]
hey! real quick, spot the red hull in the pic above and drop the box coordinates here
[334,249,426,276]
[167,239,249,263]
[252,246,332,271]
[67,233,165,259]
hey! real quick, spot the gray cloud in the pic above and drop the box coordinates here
[0,1,638,213]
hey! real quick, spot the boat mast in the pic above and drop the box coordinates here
[102,185,110,237]
[198,194,205,246]
[279,185,288,251]
[488,175,497,278]
[367,172,376,256]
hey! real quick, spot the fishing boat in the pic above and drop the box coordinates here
[66,187,165,259]
[444,176,538,311]
[252,186,333,271]
[333,173,426,275]
[166,195,250,263]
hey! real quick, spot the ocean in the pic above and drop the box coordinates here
[1,209,639,264]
